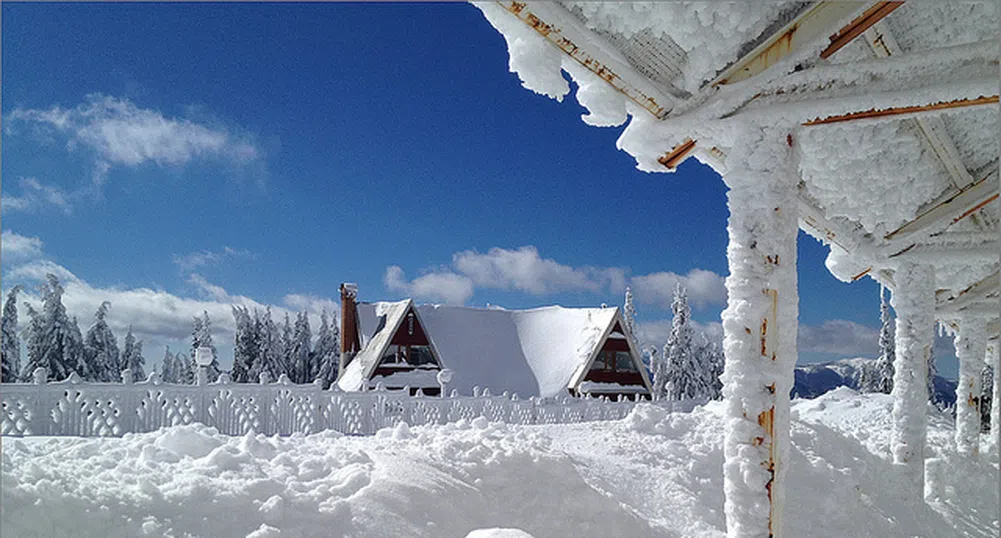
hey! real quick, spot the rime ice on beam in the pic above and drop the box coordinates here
[719,129,799,538]
[988,342,1000,456]
[889,262,935,496]
[953,316,987,457]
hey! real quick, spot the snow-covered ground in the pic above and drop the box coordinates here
[2,389,997,537]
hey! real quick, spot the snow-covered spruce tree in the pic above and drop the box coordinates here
[2,285,23,383]
[160,346,176,383]
[695,334,724,400]
[254,308,285,382]
[981,364,993,433]
[280,313,295,378]
[231,306,258,383]
[21,275,87,381]
[121,326,146,382]
[665,283,699,400]
[864,287,895,394]
[646,345,666,401]
[191,311,220,382]
[927,343,940,408]
[623,287,639,350]
[313,309,340,388]
[84,301,121,382]
[178,353,195,384]
[289,312,312,383]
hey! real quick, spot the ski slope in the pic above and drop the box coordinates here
[2,389,997,537]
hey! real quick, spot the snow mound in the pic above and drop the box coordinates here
[2,393,996,537]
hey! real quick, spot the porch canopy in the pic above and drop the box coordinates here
[471,2,999,536]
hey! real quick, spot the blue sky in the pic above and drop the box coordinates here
[1,3,959,377]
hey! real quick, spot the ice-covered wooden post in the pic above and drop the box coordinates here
[719,129,799,538]
[889,262,935,497]
[953,316,986,457]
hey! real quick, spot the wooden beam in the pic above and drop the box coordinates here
[819,1,904,59]
[885,166,999,241]
[658,139,697,170]
[496,1,672,119]
[802,95,999,126]
[937,270,1001,314]
[710,2,868,86]
[889,240,1000,262]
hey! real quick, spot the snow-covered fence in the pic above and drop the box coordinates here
[1,370,693,437]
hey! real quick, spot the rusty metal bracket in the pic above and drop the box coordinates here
[819,1,904,59]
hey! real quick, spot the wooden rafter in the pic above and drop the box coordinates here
[819,1,904,59]
[658,139,697,170]
[710,1,868,86]
[802,95,1000,126]
[937,270,1000,314]
[885,168,1000,241]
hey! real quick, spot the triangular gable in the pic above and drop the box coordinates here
[569,307,652,394]
[338,300,445,391]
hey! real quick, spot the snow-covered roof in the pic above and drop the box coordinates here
[341,301,651,398]
[474,1,1000,337]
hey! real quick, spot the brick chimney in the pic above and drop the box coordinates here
[339,283,360,375]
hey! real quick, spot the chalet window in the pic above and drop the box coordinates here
[409,345,436,366]
[381,345,407,365]
[591,350,637,372]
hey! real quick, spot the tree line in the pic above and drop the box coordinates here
[0,274,340,388]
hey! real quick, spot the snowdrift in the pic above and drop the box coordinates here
[2,390,996,537]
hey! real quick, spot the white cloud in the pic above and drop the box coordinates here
[173,246,255,272]
[797,319,879,356]
[1,230,44,262]
[7,94,262,185]
[629,268,727,310]
[384,265,474,305]
[2,177,73,214]
[283,294,341,317]
[635,318,723,350]
[385,245,723,309]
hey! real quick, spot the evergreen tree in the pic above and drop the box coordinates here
[254,308,285,382]
[623,287,639,350]
[84,301,121,382]
[280,313,294,378]
[862,287,895,394]
[177,352,195,384]
[289,311,312,383]
[160,346,177,383]
[981,364,993,432]
[927,344,939,408]
[2,286,23,383]
[647,345,666,401]
[665,283,699,400]
[191,311,220,382]
[21,275,87,381]
[314,310,341,389]
[695,334,724,400]
[122,326,146,382]
[231,306,257,383]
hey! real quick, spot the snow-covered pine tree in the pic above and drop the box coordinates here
[2,286,23,383]
[231,306,257,383]
[280,313,294,378]
[289,311,312,383]
[647,345,666,401]
[623,287,639,350]
[177,353,195,384]
[84,301,121,382]
[981,364,993,432]
[927,344,939,408]
[121,326,146,382]
[191,311,220,382]
[694,334,724,400]
[314,310,341,389]
[21,275,87,381]
[254,308,285,382]
[863,286,895,394]
[665,283,697,400]
[160,346,176,383]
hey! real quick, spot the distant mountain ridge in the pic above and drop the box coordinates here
[793,357,957,406]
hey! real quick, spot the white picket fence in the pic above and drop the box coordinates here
[1,368,697,438]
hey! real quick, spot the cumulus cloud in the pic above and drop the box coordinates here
[635,319,723,350]
[6,94,262,186]
[1,230,44,262]
[630,268,727,310]
[2,177,74,214]
[384,245,722,309]
[173,247,255,272]
[384,265,475,306]
[797,319,879,356]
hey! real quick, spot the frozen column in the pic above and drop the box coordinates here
[954,316,986,457]
[720,135,799,538]
[889,262,935,496]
